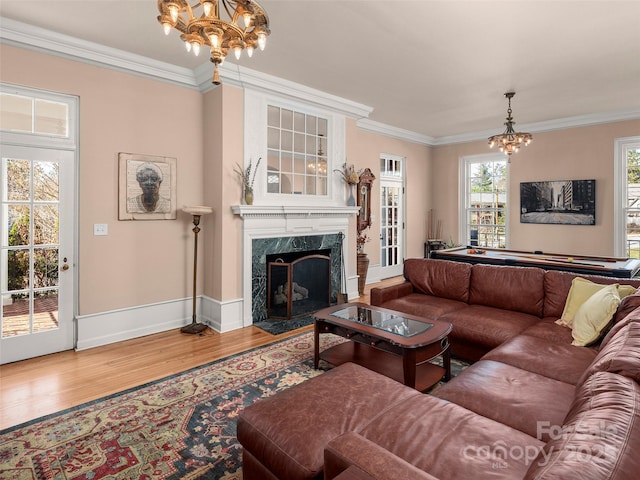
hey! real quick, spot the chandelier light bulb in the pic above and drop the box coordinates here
[243,12,252,28]
[203,1,214,17]
[210,33,220,48]
[246,45,254,57]
[162,22,172,35]
[192,42,201,56]
[258,32,267,50]
[184,40,191,52]
[169,5,179,23]
[234,46,242,60]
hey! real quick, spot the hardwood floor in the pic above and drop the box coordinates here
[0,277,404,430]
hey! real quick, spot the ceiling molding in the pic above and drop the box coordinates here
[0,18,199,89]
[432,108,640,146]
[200,63,374,120]
[2,18,639,147]
[357,119,436,146]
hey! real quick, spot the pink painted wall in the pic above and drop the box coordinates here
[432,119,640,257]
[202,85,245,301]
[1,45,204,315]
[346,120,432,267]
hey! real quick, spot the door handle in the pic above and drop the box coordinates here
[61,257,70,271]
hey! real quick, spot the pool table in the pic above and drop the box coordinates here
[430,246,640,278]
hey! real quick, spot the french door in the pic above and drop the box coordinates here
[379,155,405,279]
[1,145,75,363]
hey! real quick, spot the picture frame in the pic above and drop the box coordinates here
[118,153,177,220]
[520,179,595,225]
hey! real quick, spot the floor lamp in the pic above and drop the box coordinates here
[181,206,213,334]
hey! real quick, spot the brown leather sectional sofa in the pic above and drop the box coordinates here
[237,258,640,479]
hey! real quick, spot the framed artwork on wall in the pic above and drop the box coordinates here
[118,153,177,220]
[520,179,595,225]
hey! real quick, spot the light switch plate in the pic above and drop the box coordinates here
[94,223,108,236]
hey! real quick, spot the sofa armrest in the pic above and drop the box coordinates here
[325,432,439,480]
[370,282,414,306]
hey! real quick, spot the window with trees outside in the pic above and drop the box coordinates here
[461,155,508,248]
[622,140,640,258]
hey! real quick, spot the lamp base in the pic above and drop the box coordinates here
[180,322,209,334]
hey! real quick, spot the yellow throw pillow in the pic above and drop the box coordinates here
[557,277,617,328]
[571,284,621,347]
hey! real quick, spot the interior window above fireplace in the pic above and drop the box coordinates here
[267,105,328,196]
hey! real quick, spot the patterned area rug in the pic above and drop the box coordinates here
[0,332,468,479]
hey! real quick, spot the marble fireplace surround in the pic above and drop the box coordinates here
[232,205,360,327]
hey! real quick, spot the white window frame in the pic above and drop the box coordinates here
[614,136,640,257]
[0,83,77,150]
[458,153,509,248]
[244,88,346,207]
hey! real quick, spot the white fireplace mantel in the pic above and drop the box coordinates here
[232,204,361,328]
[231,205,360,219]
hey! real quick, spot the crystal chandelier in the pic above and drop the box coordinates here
[157,0,270,85]
[488,92,532,160]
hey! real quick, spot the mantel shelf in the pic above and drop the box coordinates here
[231,205,360,219]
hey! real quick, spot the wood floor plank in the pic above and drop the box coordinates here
[0,276,404,430]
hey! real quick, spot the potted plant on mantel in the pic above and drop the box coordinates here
[234,157,261,205]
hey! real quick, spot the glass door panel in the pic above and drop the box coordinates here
[1,146,74,363]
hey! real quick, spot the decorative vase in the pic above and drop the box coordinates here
[347,184,356,206]
[244,187,254,205]
[356,252,369,296]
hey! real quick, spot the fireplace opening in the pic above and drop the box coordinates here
[267,249,331,320]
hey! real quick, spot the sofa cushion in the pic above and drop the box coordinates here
[375,293,467,321]
[613,288,640,324]
[441,305,540,351]
[433,360,575,441]
[324,433,439,480]
[237,362,421,480]
[520,318,575,344]
[482,334,598,385]
[403,258,472,303]
[469,264,545,316]
[524,371,640,480]
[577,314,640,386]
[352,393,544,479]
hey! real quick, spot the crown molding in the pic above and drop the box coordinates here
[2,18,639,147]
[357,118,436,146]
[199,62,374,120]
[431,108,640,146]
[0,18,199,89]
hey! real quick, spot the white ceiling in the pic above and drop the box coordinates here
[1,1,639,141]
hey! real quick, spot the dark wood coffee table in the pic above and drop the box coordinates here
[314,302,452,391]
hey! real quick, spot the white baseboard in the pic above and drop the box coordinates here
[75,295,251,350]
[366,263,382,285]
[76,298,192,350]
[75,277,369,351]
[201,296,244,332]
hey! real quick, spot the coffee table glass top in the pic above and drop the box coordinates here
[330,305,433,337]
